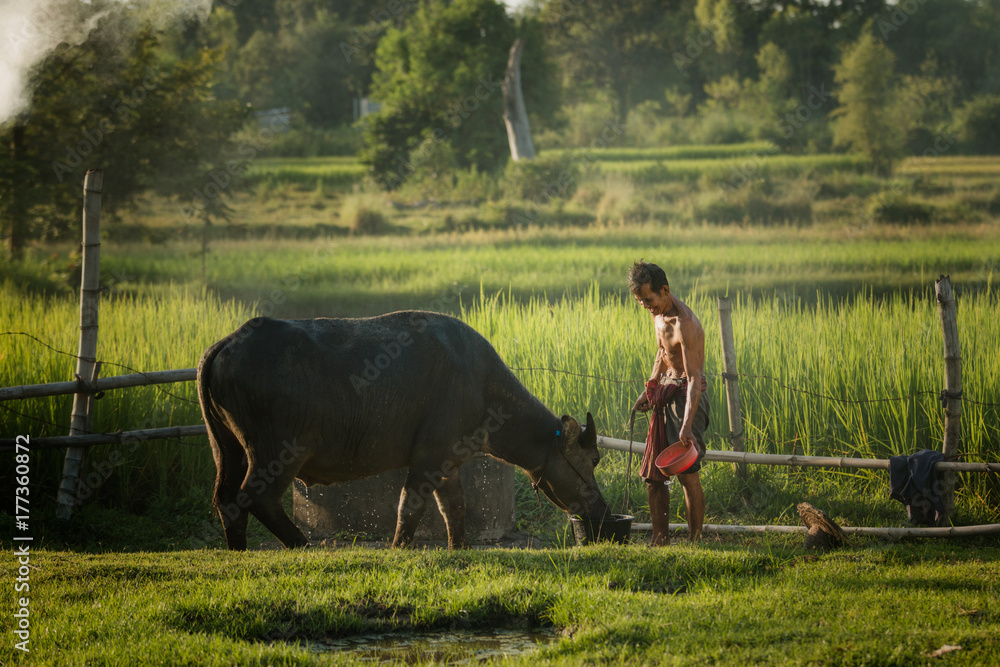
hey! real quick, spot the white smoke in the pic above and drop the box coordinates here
[0,0,214,124]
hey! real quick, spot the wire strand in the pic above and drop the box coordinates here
[1,331,200,405]
[4,332,997,414]
[0,402,69,432]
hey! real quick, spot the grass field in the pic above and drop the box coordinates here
[106,151,1000,241]
[1,539,997,665]
[3,149,1000,664]
[11,223,1000,316]
[244,156,367,190]
[3,236,998,542]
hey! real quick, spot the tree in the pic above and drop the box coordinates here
[830,24,904,175]
[216,7,358,127]
[695,0,742,56]
[361,0,520,187]
[0,29,244,256]
[539,0,678,122]
[897,56,958,153]
[955,95,1000,155]
[877,0,1000,100]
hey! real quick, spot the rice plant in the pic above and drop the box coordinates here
[4,248,998,531]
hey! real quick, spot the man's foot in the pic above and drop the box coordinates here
[650,533,670,547]
[647,482,671,547]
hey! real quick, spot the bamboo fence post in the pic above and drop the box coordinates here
[56,169,103,520]
[717,297,746,480]
[935,275,962,526]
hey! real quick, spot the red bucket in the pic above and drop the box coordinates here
[654,441,698,476]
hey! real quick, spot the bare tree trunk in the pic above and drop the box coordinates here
[502,38,535,162]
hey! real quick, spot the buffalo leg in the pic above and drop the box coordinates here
[433,474,470,549]
[242,470,309,549]
[212,435,250,551]
[392,469,437,548]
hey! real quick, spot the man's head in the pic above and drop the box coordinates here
[628,261,671,316]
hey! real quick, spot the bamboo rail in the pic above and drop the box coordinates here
[0,426,208,450]
[596,435,1000,473]
[9,429,998,475]
[632,522,1000,537]
[0,369,197,401]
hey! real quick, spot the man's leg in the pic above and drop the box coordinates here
[677,472,705,541]
[647,480,670,546]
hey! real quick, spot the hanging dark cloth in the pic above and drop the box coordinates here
[888,449,945,526]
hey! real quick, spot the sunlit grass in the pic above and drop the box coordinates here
[463,285,1000,527]
[5,266,996,532]
[1,283,251,509]
[244,156,366,189]
[543,141,774,161]
[596,153,867,182]
[899,155,1000,176]
[1,542,997,665]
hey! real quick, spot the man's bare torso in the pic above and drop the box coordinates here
[654,296,705,380]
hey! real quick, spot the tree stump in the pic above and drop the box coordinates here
[797,502,847,550]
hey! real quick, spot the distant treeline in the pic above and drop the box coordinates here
[3,0,1000,248]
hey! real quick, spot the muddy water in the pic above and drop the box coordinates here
[309,628,559,663]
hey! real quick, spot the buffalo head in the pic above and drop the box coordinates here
[530,412,610,520]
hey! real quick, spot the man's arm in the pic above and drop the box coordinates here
[677,318,705,448]
[649,347,668,382]
[633,349,667,412]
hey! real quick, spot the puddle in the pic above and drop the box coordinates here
[309,628,559,663]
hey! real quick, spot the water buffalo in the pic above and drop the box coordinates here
[197,311,610,550]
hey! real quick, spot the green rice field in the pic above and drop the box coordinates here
[3,227,998,538]
[3,149,1000,545]
[239,146,871,189]
[3,151,1000,666]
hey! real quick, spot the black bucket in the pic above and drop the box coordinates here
[570,514,633,545]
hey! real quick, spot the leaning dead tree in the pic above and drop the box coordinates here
[502,37,535,161]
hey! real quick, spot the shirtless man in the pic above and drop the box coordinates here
[628,261,708,545]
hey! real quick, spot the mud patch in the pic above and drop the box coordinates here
[307,627,559,663]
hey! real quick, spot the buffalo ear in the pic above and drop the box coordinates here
[580,412,597,449]
[560,415,580,444]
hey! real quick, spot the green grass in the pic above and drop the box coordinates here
[3,152,999,547]
[108,152,1000,237]
[245,156,367,189]
[597,153,868,183]
[899,156,1000,176]
[3,255,998,539]
[236,150,868,190]
[10,223,1000,316]
[3,150,1000,664]
[0,540,997,665]
[543,141,776,161]
[464,285,1000,529]
[0,284,251,514]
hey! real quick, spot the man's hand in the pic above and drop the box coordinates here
[679,429,697,450]
[632,392,651,413]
